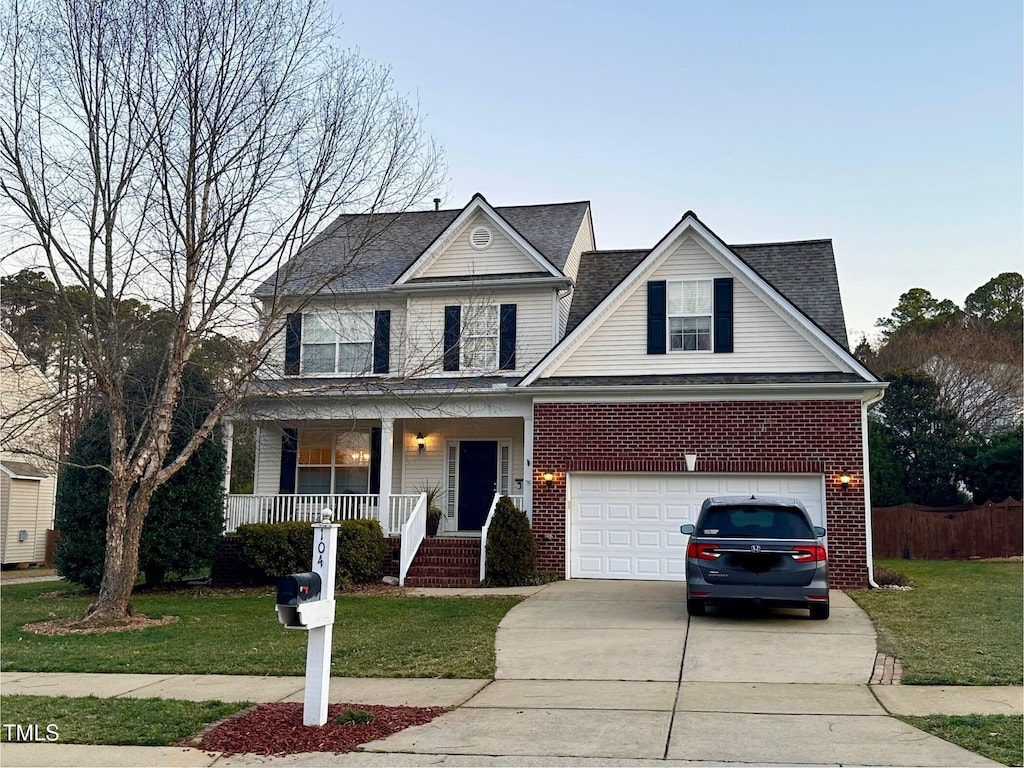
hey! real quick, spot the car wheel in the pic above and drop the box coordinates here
[687,599,706,617]
[809,603,829,620]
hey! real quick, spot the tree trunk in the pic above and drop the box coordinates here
[85,476,144,622]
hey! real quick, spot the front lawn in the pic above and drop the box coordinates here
[900,715,1022,767]
[847,559,1022,685]
[0,695,246,746]
[0,582,520,678]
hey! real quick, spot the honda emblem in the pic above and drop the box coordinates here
[750,544,762,553]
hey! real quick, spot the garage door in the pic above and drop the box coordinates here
[568,473,825,580]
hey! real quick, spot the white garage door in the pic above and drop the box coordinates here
[568,473,825,581]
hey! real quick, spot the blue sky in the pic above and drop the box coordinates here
[332,0,1022,343]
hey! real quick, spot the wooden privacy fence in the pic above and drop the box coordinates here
[871,499,1023,560]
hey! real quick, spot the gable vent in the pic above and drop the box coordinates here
[469,226,493,250]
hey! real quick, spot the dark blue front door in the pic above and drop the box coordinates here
[458,441,497,531]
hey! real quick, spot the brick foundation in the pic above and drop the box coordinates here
[532,399,869,588]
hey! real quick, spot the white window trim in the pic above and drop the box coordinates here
[295,428,372,495]
[300,311,375,376]
[667,279,714,353]
[459,304,500,371]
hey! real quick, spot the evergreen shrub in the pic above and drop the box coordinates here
[484,496,536,587]
[237,518,386,585]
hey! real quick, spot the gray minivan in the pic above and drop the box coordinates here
[681,495,829,620]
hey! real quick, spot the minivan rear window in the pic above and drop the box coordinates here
[700,506,814,538]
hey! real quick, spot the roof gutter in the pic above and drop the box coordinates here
[526,381,884,400]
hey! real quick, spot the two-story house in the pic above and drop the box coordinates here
[229,194,884,589]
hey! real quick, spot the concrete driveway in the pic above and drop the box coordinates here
[366,579,998,766]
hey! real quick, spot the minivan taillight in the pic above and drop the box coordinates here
[792,545,827,562]
[687,542,720,560]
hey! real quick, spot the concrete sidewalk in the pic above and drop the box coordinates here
[2,582,1022,767]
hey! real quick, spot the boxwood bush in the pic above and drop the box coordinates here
[484,496,537,587]
[237,518,387,586]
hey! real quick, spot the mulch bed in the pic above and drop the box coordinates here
[23,614,179,636]
[194,701,447,756]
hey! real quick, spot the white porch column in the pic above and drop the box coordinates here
[523,414,534,522]
[222,419,234,495]
[378,418,394,534]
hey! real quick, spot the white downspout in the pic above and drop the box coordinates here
[862,388,886,588]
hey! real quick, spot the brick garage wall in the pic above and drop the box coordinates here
[532,400,868,589]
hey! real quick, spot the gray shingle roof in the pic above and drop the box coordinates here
[565,239,850,350]
[254,199,590,297]
[730,240,849,349]
[0,460,48,478]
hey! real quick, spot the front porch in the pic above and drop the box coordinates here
[222,487,524,587]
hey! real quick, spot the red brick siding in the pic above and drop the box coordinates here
[532,400,868,588]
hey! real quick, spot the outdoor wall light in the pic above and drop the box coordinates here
[839,471,852,488]
[416,432,426,454]
[543,472,554,488]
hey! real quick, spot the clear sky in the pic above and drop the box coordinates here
[331,0,1023,344]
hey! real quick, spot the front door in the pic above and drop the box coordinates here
[457,441,497,531]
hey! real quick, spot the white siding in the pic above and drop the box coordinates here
[255,424,284,495]
[419,212,541,279]
[1,475,55,564]
[405,287,556,376]
[547,234,843,378]
[559,207,596,336]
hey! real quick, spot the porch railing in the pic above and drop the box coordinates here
[479,494,526,583]
[399,493,428,586]
[224,494,421,536]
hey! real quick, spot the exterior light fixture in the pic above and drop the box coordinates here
[543,472,554,488]
[416,432,425,454]
[839,471,852,487]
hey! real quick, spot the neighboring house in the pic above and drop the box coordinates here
[0,330,60,566]
[230,194,885,589]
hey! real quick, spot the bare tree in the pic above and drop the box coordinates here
[1,0,442,624]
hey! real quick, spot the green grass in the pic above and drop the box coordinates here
[847,559,1023,685]
[900,715,1023,767]
[0,582,520,678]
[0,695,246,746]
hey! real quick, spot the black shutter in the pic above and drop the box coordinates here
[373,310,390,374]
[499,304,517,370]
[714,277,734,353]
[443,305,461,371]
[369,427,382,494]
[284,313,302,375]
[647,281,667,355]
[280,428,298,494]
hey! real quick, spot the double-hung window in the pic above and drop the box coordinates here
[667,280,713,351]
[461,304,499,370]
[302,313,373,374]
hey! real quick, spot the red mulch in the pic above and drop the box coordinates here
[194,702,447,756]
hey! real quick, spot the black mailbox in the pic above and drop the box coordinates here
[277,572,322,606]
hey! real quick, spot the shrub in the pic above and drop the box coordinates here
[237,518,386,586]
[336,519,387,584]
[484,496,536,587]
[874,564,914,588]
[237,522,312,579]
[55,360,226,590]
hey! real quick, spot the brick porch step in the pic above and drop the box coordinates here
[402,537,481,589]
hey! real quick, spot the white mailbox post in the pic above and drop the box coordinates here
[274,515,338,726]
